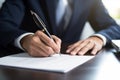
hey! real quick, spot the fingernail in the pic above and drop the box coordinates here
[78,52,84,56]
[66,49,70,53]
[91,52,96,55]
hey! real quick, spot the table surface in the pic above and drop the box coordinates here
[0,49,120,80]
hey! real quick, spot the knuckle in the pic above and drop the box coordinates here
[56,38,61,42]
[36,30,41,34]
[83,47,89,51]
[32,36,37,42]
[46,47,53,53]
[47,40,53,45]
[31,36,39,43]
[94,45,102,50]
[85,45,91,49]
[58,39,62,43]
[35,30,42,36]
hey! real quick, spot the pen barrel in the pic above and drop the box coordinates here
[32,14,42,29]
[42,28,53,39]
[32,12,52,39]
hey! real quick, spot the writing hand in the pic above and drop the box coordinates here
[20,30,61,57]
[66,36,104,55]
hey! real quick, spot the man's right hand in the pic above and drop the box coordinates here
[20,30,61,57]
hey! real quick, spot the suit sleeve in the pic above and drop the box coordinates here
[0,0,26,46]
[88,0,120,45]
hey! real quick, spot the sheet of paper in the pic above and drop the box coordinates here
[112,40,120,52]
[0,53,94,73]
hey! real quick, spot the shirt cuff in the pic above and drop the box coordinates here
[91,34,107,46]
[14,33,34,50]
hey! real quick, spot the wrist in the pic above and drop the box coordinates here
[14,33,34,50]
[20,34,34,51]
[91,36,104,46]
[91,34,107,46]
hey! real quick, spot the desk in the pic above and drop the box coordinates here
[0,49,120,80]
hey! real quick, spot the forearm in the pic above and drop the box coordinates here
[97,25,120,45]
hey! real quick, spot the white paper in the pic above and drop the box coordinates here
[112,40,120,52]
[0,53,94,73]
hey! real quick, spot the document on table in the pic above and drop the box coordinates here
[0,53,94,73]
[112,40,120,52]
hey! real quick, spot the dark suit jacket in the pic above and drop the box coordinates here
[0,0,120,56]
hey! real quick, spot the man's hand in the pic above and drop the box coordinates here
[66,36,104,55]
[20,30,61,57]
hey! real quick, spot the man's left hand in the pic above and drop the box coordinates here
[66,36,104,55]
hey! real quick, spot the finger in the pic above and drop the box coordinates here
[29,35,55,56]
[78,41,94,55]
[68,45,81,55]
[35,30,52,42]
[35,42,55,56]
[67,40,84,48]
[91,43,102,55]
[66,40,90,54]
[91,47,98,55]
[66,40,84,53]
[28,45,49,57]
[52,35,62,52]
[35,31,59,53]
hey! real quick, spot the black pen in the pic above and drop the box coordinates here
[30,10,53,39]
[30,10,61,56]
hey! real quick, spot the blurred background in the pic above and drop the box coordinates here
[102,0,120,20]
[0,0,4,8]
